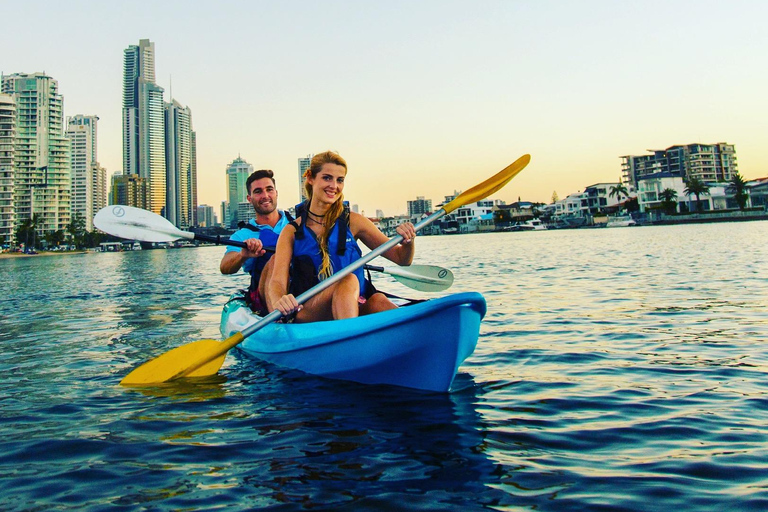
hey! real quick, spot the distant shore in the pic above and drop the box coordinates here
[0,251,88,260]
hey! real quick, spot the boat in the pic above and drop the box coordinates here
[606,215,637,228]
[505,219,547,231]
[220,292,487,392]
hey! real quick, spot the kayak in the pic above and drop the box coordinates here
[220,292,487,392]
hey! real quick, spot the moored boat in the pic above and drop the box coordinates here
[606,215,637,227]
[505,219,547,231]
[220,292,487,392]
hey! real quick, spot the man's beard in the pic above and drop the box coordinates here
[254,200,276,215]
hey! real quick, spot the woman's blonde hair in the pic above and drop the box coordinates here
[303,151,348,279]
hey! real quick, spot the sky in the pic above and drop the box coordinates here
[3,0,767,216]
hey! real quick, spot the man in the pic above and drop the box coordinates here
[220,169,291,313]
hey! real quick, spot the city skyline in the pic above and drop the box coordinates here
[3,1,767,217]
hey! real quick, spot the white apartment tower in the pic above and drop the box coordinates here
[123,39,166,215]
[1,73,70,235]
[190,131,198,226]
[164,100,196,228]
[66,115,106,231]
[0,94,15,244]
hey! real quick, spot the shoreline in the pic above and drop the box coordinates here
[0,251,88,260]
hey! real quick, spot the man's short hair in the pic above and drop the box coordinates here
[246,170,275,194]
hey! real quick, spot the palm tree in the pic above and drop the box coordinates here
[16,214,41,251]
[609,182,629,206]
[659,188,678,214]
[726,171,749,210]
[67,213,86,248]
[683,177,710,212]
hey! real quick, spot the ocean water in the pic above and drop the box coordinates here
[1,222,767,511]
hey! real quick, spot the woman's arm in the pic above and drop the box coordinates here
[350,212,415,266]
[267,225,301,315]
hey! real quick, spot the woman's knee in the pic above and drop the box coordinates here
[336,274,359,295]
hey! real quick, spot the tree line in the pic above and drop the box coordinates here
[656,171,749,214]
[4,213,113,251]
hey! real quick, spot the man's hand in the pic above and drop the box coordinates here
[241,237,266,258]
[220,238,266,274]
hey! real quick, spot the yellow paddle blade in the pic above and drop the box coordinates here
[442,154,531,214]
[120,334,243,386]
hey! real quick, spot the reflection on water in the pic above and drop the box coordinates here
[1,223,768,510]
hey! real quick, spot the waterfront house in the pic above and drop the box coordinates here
[748,178,768,209]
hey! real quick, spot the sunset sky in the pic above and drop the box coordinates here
[3,0,767,216]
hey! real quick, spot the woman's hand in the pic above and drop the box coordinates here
[396,222,417,244]
[273,294,302,316]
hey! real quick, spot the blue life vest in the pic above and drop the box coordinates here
[289,201,366,296]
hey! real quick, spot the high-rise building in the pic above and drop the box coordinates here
[123,39,166,215]
[621,143,737,188]
[237,201,255,225]
[66,115,105,231]
[407,196,432,217]
[225,156,253,228]
[0,93,15,245]
[164,100,195,228]
[190,131,198,226]
[1,73,70,236]
[196,204,216,227]
[110,174,149,210]
[298,154,313,203]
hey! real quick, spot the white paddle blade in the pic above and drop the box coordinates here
[94,205,189,243]
[385,264,454,292]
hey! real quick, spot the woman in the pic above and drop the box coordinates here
[267,151,417,322]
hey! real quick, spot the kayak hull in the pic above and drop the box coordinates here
[220,292,486,392]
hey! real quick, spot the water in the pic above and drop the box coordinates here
[1,222,767,511]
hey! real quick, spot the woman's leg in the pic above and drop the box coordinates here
[360,292,398,315]
[295,273,360,322]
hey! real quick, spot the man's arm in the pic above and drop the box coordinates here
[220,238,266,274]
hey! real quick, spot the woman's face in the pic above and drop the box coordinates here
[309,163,346,205]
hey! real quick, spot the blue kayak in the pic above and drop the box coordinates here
[220,292,487,392]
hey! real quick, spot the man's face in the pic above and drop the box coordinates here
[247,177,278,216]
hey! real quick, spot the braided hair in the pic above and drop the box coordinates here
[303,151,347,279]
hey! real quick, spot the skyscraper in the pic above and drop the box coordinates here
[0,93,15,244]
[123,39,166,215]
[196,204,216,227]
[1,73,70,235]
[110,174,149,210]
[190,131,198,226]
[298,154,313,203]
[66,115,105,231]
[164,100,195,228]
[225,156,253,228]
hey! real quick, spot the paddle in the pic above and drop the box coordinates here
[93,205,453,292]
[119,154,531,385]
[365,264,453,292]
